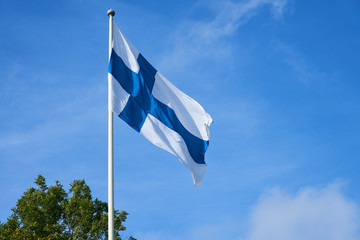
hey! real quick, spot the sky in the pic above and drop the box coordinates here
[1,0,360,239]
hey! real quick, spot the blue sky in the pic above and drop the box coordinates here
[1,0,360,239]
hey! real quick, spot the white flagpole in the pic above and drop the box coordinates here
[107,8,115,240]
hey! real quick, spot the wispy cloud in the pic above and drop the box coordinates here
[0,63,107,157]
[273,41,325,84]
[159,0,289,72]
[0,90,105,152]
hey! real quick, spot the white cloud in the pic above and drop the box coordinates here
[159,0,289,72]
[134,182,360,240]
[270,0,289,19]
[244,183,360,240]
[188,0,289,43]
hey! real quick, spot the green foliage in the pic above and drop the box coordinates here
[0,175,135,240]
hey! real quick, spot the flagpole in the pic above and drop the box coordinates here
[107,8,115,240]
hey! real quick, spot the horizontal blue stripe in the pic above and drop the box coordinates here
[108,49,208,164]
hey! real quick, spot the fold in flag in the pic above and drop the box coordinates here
[108,22,212,186]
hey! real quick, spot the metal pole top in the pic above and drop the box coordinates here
[107,9,115,17]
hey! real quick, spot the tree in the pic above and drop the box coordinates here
[0,175,136,240]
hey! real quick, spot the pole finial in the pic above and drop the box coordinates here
[107,9,115,17]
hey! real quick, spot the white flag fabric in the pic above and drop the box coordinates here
[108,22,212,186]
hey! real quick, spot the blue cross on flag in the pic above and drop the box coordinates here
[108,22,213,186]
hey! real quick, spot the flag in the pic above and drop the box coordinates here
[108,22,212,186]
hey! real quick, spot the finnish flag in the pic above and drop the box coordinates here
[108,22,212,186]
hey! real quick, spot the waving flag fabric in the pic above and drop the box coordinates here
[108,22,212,186]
